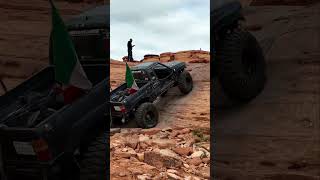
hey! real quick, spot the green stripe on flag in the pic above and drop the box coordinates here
[50,1,78,84]
[125,63,135,88]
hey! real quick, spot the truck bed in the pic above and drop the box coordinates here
[0,64,107,128]
[110,80,149,102]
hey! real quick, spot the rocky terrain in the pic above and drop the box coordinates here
[110,127,210,180]
[142,50,210,63]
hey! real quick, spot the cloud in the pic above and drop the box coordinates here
[111,0,210,60]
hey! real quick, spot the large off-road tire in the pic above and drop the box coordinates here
[79,132,107,180]
[178,70,193,94]
[216,29,266,102]
[135,102,158,128]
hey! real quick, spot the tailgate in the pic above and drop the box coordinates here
[0,127,37,156]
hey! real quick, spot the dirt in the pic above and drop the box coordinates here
[0,0,103,96]
[110,127,210,180]
[214,2,320,179]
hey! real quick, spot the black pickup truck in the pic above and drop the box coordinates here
[110,61,193,128]
[0,5,108,180]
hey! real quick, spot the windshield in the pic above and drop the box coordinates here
[153,64,173,80]
[132,70,149,81]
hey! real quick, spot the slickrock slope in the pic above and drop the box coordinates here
[142,50,210,63]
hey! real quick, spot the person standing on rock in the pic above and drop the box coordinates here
[127,38,135,62]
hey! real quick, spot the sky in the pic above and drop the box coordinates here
[110,0,210,60]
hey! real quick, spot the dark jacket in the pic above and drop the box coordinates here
[127,41,133,51]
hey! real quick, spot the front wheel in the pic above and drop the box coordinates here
[216,29,266,102]
[79,132,107,180]
[135,102,158,128]
[178,70,193,94]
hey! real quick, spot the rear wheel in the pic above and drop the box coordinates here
[178,70,193,94]
[216,29,266,102]
[79,132,107,180]
[135,102,158,128]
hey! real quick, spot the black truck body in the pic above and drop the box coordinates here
[0,5,109,180]
[110,61,193,128]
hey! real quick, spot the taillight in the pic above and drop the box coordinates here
[128,88,138,94]
[63,86,85,104]
[113,104,126,113]
[120,105,126,113]
[32,138,52,161]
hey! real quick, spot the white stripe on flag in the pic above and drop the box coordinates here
[69,60,92,90]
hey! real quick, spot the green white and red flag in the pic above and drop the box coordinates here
[125,63,139,93]
[49,0,92,90]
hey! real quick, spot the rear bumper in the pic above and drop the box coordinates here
[1,152,72,179]
[3,159,56,179]
[0,127,58,178]
[5,159,50,172]
[5,158,52,168]
[111,111,125,117]
[110,102,129,118]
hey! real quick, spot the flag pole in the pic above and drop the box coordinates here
[48,0,55,8]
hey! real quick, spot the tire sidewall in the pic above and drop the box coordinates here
[135,103,158,128]
[216,29,266,102]
[178,70,193,94]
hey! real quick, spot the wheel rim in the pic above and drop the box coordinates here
[185,75,193,90]
[186,76,192,84]
[144,111,155,126]
[242,46,257,76]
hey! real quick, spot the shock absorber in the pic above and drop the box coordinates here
[0,79,7,93]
